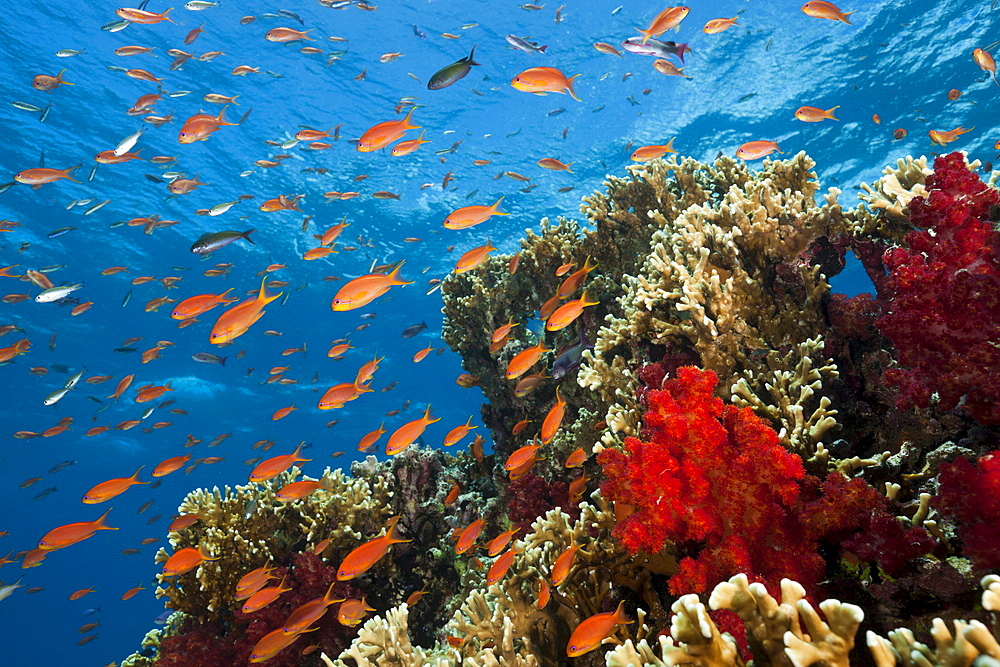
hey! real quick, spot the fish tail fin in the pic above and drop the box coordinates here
[840,10,855,24]
[219,287,237,303]
[323,582,344,606]
[539,45,548,53]
[385,515,413,544]
[566,74,583,102]
[219,356,227,366]
[826,106,841,120]
[57,69,74,85]
[63,164,83,183]
[291,442,312,462]
[491,195,509,215]
[635,28,653,45]
[198,544,220,561]
[386,260,415,286]
[424,404,442,424]
[468,44,480,66]
[94,507,118,531]
[241,229,257,245]
[304,28,316,41]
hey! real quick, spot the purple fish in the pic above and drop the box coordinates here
[621,36,689,64]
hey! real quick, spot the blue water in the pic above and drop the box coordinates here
[0,0,996,664]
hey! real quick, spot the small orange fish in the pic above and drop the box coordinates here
[794,105,840,122]
[540,387,567,444]
[210,277,282,345]
[801,1,854,23]
[249,443,310,482]
[443,416,476,447]
[568,472,589,503]
[108,374,135,401]
[486,546,523,584]
[973,48,998,86]
[454,240,497,274]
[317,381,370,409]
[357,106,419,152]
[537,577,551,609]
[331,261,412,311]
[546,291,599,331]
[593,42,623,57]
[152,454,191,477]
[171,289,237,319]
[506,339,549,379]
[242,576,293,613]
[33,69,74,91]
[412,345,435,363]
[652,58,689,78]
[551,541,581,586]
[135,382,173,403]
[275,477,332,502]
[69,587,96,600]
[736,140,782,160]
[38,508,117,551]
[443,196,508,230]
[316,221,350,246]
[82,467,148,504]
[703,16,739,33]
[929,126,974,146]
[161,544,219,577]
[486,527,521,557]
[444,480,461,506]
[116,7,175,24]
[168,514,201,532]
[630,139,677,162]
[14,165,81,187]
[566,600,632,657]
[537,157,574,172]
[565,447,587,468]
[338,597,377,626]
[511,66,582,101]
[95,149,144,164]
[265,27,315,42]
[455,517,485,555]
[236,563,277,597]
[391,129,431,156]
[282,582,345,634]
[386,405,441,455]
[505,442,544,473]
[337,516,411,580]
[637,6,691,44]
[178,107,240,144]
[249,627,305,663]
[356,423,386,452]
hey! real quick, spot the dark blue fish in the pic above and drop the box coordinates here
[401,321,427,338]
[551,329,593,380]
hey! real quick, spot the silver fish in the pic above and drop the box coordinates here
[122,289,132,307]
[35,283,83,303]
[184,0,219,8]
[76,198,95,206]
[64,368,86,389]
[11,101,42,112]
[101,19,130,31]
[0,578,24,603]
[106,65,128,72]
[43,387,71,406]
[39,102,52,123]
[47,227,75,239]
[192,352,227,365]
[88,163,98,181]
[281,138,299,149]
[56,49,86,57]
[0,182,15,194]
[276,9,303,23]
[65,200,78,210]
[208,200,239,216]
[141,406,156,420]
[166,90,192,98]
[621,36,689,63]
[38,265,65,273]
[114,127,144,157]
[85,200,111,215]
[505,34,548,54]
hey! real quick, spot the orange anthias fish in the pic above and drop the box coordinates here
[82,467,148,503]
[95,149,144,164]
[171,289,236,319]
[736,140,782,160]
[540,387,567,444]
[630,138,677,162]
[636,6,691,44]
[178,107,240,144]
[454,240,497,274]
[265,27,315,43]
[703,16,739,33]
[318,381,371,410]
[242,576,293,613]
[236,564,277,599]
[557,256,598,298]
[486,546,524,585]
[152,454,191,477]
[794,105,840,122]
[14,165,81,187]
[455,517,485,555]
[209,277,282,345]
[505,442,544,472]
[338,597,377,626]
[275,477,333,502]
[116,7,175,24]
[385,405,441,456]
[801,1,854,24]
[37,508,117,550]
[505,339,549,379]
[546,291,599,331]
[537,158,574,172]
[337,516,411,580]
[33,69,74,91]
[511,66,582,101]
[973,48,998,86]
[565,447,587,468]
[249,443,311,482]
[282,582,346,635]
[929,126,974,146]
[443,416,476,447]
[444,480,461,506]
[356,106,419,152]
[551,541,582,586]
[566,601,632,657]
[249,627,309,664]
[443,197,508,230]
[161,544,219,577]
[331,261,412,311]
[391,129,430,156]
[486,527,521,557]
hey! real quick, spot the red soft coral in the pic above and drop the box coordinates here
[598,366,818,595]
[876,152,1000,424]
[936,451,1000,570]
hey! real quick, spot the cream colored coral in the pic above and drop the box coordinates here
[330,604,453,667]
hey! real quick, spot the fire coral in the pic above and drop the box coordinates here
[598,366,820,595]
[877,152,1000,425]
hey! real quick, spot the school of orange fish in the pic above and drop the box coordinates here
[2,1,998,663]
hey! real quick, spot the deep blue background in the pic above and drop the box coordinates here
[0,0,996,664]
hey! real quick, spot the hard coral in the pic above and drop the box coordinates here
[877,152,1000,425]
[598,366,816,595]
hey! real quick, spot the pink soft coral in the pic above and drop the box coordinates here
[936,451,1000,570]
[877,152,1000,424]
